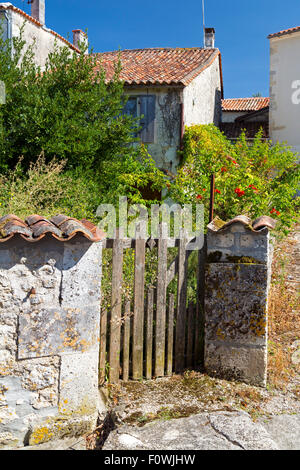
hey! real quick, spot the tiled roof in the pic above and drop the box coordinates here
[222,97,270,112]
[0,3,80,53]
[0,214,105,243]
[268,26,300,39]
[220,122,269,140]
[94,47,221,86]
[207,215,277,233]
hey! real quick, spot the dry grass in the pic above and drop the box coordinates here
[268,226,300,389]
[0,155,68,219]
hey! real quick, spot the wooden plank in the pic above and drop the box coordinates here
[175,230,188,373]
[99,308,107,385]
[145,288,154,380]
[166,293,175,376]
[155,223,168,377]
[194,237,206,367]
[109,235,123,383]
[103,236,197,250]
[186,303,194,368]
[132,226,146,380]
[122,300,131,382]
[167,250,193,286]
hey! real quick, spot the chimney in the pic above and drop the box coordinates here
[31,0,45,26]
[204,27,215,49]
[72,30,88,53]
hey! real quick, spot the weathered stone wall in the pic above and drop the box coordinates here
[204,223,272,387]
[0,235,105,449]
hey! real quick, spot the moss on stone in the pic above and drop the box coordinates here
[225,255,263,264]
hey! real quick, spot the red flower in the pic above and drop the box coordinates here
[235,188,245,197]
[215,189,221,194]
[249,184,258,191]
[196,195,203,200]
[270,208,280,216]
[221,167,227,172]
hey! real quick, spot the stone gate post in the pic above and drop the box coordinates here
[204,215,276,387]
[0,214,106,449]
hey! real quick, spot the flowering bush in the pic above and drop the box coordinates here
[167,125,299,234]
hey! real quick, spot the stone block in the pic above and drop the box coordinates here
[205,221,271,386]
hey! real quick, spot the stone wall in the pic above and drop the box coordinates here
[0,235,106,449]
[204,221,272,387]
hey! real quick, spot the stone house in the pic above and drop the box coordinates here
[268,25,300,153]
[0,1,85,68]
[220,97,269,142]
[95,28,223,172]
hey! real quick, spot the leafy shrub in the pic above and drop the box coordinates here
[168,125,299,234]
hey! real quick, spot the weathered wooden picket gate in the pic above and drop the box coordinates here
[99,225,206,384]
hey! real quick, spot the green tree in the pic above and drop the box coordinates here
[0,25,140,170]
[0,24,165,209]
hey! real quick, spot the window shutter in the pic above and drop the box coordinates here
[123,97,138,117]
[140,95,156,143]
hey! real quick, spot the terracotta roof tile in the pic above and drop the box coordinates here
[94,47,220,86]
[0,214,105,243]
[268,26,300,39]
[222,97,270,112]
[207,215,277,233]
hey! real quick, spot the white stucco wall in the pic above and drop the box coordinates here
[183,56,222,127]
[10,8,76,68]
[269,32,300,154]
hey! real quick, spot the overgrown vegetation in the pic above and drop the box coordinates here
[0,25,165,216]
[168,125,300,234]
[268,226,300,390]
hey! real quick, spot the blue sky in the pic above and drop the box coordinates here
[14,0,300,98]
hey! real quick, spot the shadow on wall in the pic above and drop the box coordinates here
[0,234,93,271]
[214,88,222,127]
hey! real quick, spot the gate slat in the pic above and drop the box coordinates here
[145,288,154,380]
[132,229,146,380]
[166,293,175,376]
[175,231,188,373]
[186,302,194,368]
[99,308,107,385]
[122,300,131,382]
[155,223,168,377]
[109,235,123,383]
[195,239,206,367]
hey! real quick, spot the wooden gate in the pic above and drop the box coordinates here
[99,225,206,384]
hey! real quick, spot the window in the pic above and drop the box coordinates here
[124,95,156,143]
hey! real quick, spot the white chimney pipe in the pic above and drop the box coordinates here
[204,27,215,49]
[31,0,45,26]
